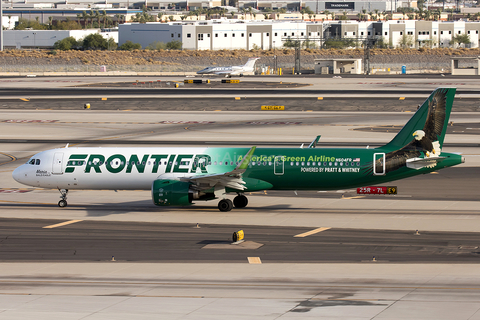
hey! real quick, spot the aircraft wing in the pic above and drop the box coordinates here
[180,147,256,191]
[213,71,233,75]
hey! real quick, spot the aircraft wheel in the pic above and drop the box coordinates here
[58,200,67,208]
[233,195,248,208]
[218,199,233,212]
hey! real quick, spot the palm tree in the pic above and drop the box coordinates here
[95,10,101,27]
[101,10,108,28]
[81,11,88,29]
[323,10,330,20]
[89,10,95,27]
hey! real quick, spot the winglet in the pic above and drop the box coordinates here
[308,135,321,148]
[236,146,256,171]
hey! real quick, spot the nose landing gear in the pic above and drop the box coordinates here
[58,189,68,207]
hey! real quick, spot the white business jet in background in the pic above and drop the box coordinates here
[196,57,260,77]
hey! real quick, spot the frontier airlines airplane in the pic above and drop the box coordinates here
[13,88,464,211]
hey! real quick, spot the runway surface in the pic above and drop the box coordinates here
[1,76,480,319]
[2,217,480,263]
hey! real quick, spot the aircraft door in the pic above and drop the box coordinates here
[274,156,284,175]
[52,152,64,174]
[373,153,386,176]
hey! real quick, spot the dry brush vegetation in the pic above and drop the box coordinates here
[0,48,478,66]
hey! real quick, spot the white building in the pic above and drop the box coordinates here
[3,29,118,49]
[119,19,323,50]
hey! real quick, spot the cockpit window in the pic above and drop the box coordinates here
[29,159,35,165]
[35,159,41,165]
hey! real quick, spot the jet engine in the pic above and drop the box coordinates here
[152,179,215,206]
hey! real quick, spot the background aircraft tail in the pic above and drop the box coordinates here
[243,58,259,69]
[382,88,456,151]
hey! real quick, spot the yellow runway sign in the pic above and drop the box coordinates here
[261,105,285,111]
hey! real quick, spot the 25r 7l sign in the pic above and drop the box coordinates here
[357,186,397,195]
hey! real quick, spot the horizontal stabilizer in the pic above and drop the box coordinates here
[406,157,445,170]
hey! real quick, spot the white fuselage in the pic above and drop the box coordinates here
[12,147,233,190]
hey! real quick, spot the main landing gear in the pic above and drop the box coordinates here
[217,194,249,212]
[58,189,68,208]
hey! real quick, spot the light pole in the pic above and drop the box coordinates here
[32,32,37,49]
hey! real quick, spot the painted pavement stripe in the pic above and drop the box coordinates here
[294,227,331,238]
[43,220,83,229]
[247,257,262,264]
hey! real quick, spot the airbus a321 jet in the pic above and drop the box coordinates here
[13,88,464,211]
[196,57,260,77]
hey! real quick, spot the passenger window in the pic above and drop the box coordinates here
[36,159,41,165]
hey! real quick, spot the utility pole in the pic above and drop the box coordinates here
[273,40,277,74]
[294,40,301,74]
[0,0,3,51]
[363,38,377,75]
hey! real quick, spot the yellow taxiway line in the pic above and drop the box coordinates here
[294,227,331,238]
[43,220,83,229]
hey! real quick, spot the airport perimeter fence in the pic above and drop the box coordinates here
[0,61,462,74]
[0,64,205,73]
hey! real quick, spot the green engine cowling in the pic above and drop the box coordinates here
[152,179,191,206]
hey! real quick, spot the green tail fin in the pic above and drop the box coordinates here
[383,88,456,151]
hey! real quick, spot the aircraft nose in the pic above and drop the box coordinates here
[12,165,25,183]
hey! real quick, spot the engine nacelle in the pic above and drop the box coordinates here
[190,190,216,202]
[152,179,191,206]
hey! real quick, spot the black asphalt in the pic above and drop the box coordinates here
[1,87,480,96]
[1,217,480,263]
